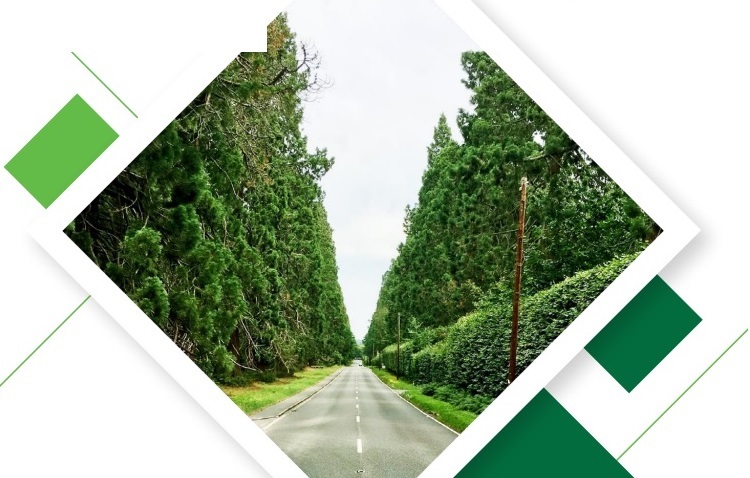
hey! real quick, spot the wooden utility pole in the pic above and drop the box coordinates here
[396,313,401,380]
[508,177,527,384]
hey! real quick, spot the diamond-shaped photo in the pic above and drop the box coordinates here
[64,1,658,476]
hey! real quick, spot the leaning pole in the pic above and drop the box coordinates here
[508,176,527,384]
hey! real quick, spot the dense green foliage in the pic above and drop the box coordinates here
[366,51,655,407]
[372,254,637,409]
[66,16,356,382]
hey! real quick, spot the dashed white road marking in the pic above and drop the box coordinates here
[356,416,360,423]
[356,404,359,410]
[357,438,363,454]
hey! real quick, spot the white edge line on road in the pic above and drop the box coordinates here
[370,368,460,436]
[256,367,348,431]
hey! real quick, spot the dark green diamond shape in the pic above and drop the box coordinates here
[586,275,702,392]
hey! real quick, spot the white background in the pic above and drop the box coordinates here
[0,1,747,476]
[475,1,749,475]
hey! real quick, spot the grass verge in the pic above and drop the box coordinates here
[370,367,477,433]
[221,366,342,415]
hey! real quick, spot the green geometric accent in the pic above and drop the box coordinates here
[585,275,702,392]
[4,95,118,208]
[456,389,632,477]
[0,295,90,390]
[618,328,747,460]
[71,52,138,118]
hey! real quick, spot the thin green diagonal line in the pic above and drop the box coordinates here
[71,52,138,119]
[618,327,748,461]
[0,295,91,390]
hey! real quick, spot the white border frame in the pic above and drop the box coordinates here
[26,1,697,477]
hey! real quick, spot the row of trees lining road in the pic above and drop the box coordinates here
[65,15,357,382]
[363,51,657,398]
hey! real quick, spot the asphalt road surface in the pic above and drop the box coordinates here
[254,365,458,478]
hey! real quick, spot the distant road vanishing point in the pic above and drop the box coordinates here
[253,366,458,478]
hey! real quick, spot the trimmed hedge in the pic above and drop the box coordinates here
[443,307,509,396]
[515,253,638,377]
[379,341,415,377]
[412,341,448,384]
[377,253,638,397]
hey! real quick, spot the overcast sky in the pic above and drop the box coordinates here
[285,0,478,341]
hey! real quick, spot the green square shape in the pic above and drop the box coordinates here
[585,275,702,392]
[456,390,632,477]
[5,94,118,208]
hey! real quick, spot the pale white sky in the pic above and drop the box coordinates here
[285,0,478,341]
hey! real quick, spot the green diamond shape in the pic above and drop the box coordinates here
[5,94,118,208]
[586,275,702,392]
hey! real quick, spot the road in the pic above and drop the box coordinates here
[253,365,458,478]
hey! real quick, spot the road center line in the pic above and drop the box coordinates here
[357,438,363,454]
[356,416,360,423]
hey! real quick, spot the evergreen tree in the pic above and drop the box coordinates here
[366,51,656,351]
[66,14,356,382]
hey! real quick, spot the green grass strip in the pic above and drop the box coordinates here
[618,328,748,460]
[71,52,138,118]
[0,295,91,390]
[221,366,342,415]
[370,367,476,433]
